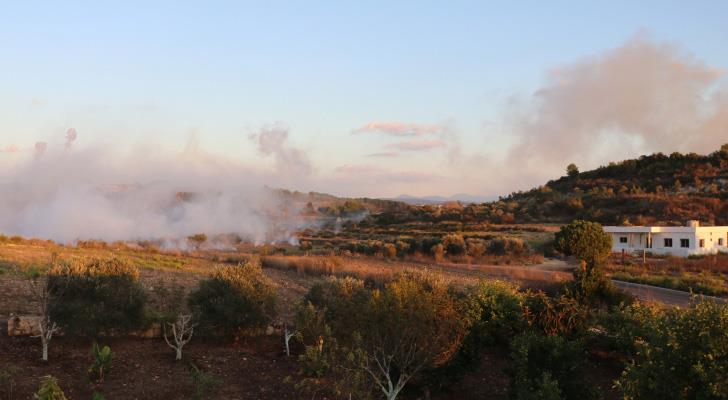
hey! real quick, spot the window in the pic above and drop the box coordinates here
[619,237,628,244]
[680,239,690,248]
[699,239,705,248]
[719,238,724,246]
[664,238,673,247]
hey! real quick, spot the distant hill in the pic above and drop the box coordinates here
[366,144,728,226]
[391,193,497,205]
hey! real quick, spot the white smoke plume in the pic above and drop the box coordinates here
[34,142,48,159]
[0,133,311,245]
[506,33,728,176]
[249,123,313,176]
[64,128,78,150]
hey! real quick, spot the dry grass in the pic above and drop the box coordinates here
[606,253,728,297]
[261,255,397,284]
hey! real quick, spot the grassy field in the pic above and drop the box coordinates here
[605,253,728,297]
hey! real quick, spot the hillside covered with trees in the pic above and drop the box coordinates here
[367,144,728,226]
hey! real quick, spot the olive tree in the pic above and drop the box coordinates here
[28,277,59,362]
[188,262,276,336]
[299,272,466,400]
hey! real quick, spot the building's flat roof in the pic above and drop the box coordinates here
[604,226,728,233]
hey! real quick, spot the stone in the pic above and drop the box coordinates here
[7,315,42,337]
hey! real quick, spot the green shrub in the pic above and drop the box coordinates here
[48,258,148,336]
[432,280,527,388]
[616,299,728,399]
[188,262,277,336]
[303,276,371,337]
[89,342,114,383]
[523,292,588,337]
[0,367,17,400]
[507,332,596,400]
[33,375,67,400]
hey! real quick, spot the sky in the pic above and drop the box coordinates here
[2,0,728,198]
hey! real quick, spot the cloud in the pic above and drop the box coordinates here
[507,33,728,172]
[385,139,446,151]
[352,121,443,137]
[249,124,313,176]
[334,164,385,174]
[365,151,399,158]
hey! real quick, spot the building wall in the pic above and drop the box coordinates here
[606,226,728,257]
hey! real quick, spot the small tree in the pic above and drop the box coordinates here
[566,163,579,178]
[28,277,60,362]
[164,314,196,361]
[357,272,466,400]
[188,262,277,336]
[554,220,611,267]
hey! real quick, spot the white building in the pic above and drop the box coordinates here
[604,220,728,257]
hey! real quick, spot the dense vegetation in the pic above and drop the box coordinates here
[358,144,728,226]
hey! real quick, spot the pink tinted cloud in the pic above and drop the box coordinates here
[352,121,442,137]
[385,139,445,151]
[365,151,399,158]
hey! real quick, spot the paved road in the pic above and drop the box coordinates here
[612,280,726,307]
[507,258,726,307]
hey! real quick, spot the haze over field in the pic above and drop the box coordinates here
[1,2,727,241]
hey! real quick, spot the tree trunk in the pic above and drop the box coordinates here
[176,347,182,361]
[42,341,48,361]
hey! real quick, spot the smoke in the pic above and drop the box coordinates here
[0,133,311,245]
[507,34,728,174]
[64,128,78,149]
[34,142,47,159]
[249,124,313,176]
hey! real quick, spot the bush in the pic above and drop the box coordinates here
[88,342,114,383]
[34,375,67,400]
[443,234,466,255]
[616,299,728,399]
[303,276,371,337]
[466,238,486,258]
[383,243,397,259]
[487,237,529,256]
[523,292,588,337]
[507,332,596,400]
[190,364,220,400]
[433,280,527,387]
[188,262,277,336]
[48,258,147,336]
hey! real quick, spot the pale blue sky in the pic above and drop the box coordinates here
[1,1,727,196]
